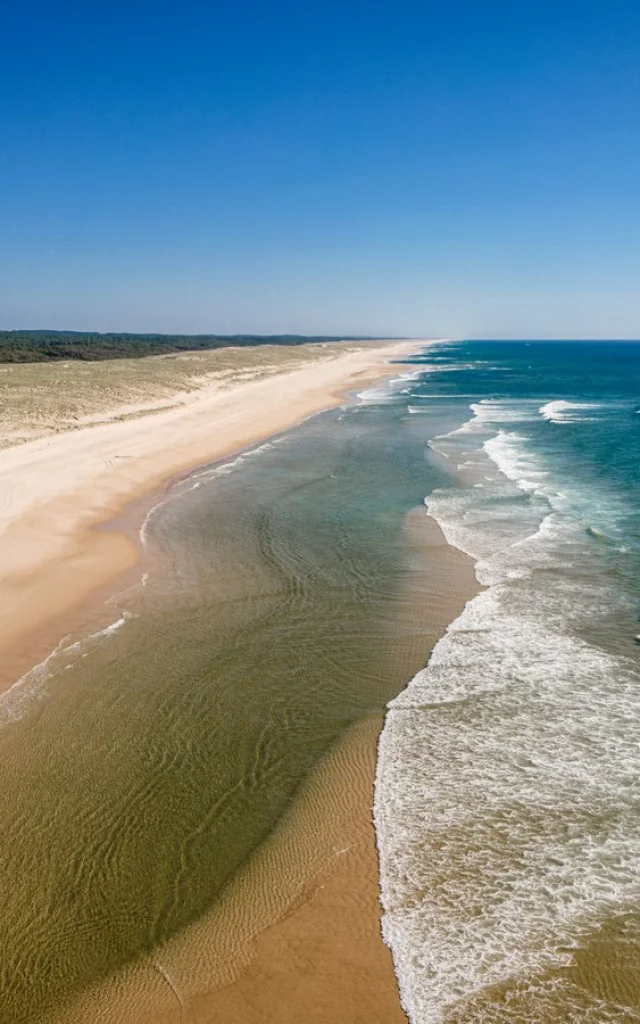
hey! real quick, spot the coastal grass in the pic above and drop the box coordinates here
[0,340,383,449]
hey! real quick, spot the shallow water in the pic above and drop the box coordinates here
[0,373,464,1023]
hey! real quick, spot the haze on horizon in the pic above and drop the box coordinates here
[2,1,639,340]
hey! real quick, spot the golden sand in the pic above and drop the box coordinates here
[0,339,482,1024]
[0,340,425,675]
[42,512,477,1024]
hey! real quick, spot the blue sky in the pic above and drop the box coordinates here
[1,1,639,336]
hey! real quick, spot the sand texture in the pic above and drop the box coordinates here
[0,339,423,667]
[41,511,477,1024]
[0,338,473,1024]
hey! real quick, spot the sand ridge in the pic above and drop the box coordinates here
[41,512,477,1024]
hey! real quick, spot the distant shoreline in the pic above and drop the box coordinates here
[0,339,425,688]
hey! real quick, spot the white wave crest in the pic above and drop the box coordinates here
[540,400,601,424]
[483,430,549,494]
[0,612,133,726]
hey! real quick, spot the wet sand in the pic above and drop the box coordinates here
[189,714,408,1024]
[43,511,477,1024]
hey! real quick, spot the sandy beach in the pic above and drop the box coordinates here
[0,339,422,680]
[0,337,438,1023]
[0,336,483,1024]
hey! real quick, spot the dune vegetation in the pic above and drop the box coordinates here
[0,340,385,449]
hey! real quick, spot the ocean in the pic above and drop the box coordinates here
[1,341,639,1023]
[375,341,640,1022]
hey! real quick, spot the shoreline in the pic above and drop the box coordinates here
[0,339,425,688]
[0,337,478,1024]
[195,513,478,1024]
[43,511,477,1024]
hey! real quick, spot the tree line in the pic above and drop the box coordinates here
[0,332,378,363]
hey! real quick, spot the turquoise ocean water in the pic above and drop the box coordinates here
[375,341,640,1023]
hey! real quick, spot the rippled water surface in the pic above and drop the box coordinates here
[0,375,466,1023]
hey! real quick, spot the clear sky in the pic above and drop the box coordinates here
[2,0,639,337]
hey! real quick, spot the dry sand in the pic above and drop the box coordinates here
[0,339,424,674]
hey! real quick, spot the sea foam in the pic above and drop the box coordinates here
[375,397,640,1022]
